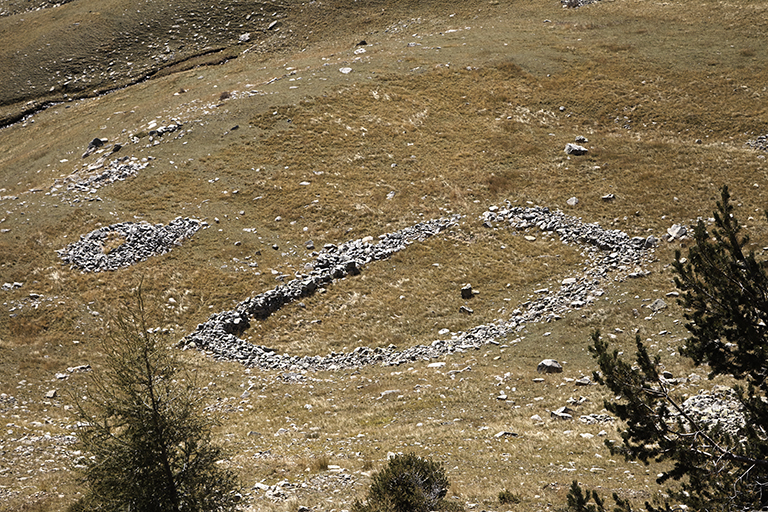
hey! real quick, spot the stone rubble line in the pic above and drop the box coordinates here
[180,205,655,371]
[57,217,202,272]
[54,157,150,198]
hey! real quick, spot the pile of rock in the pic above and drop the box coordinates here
[746,134,768,152]
[57,217,202,272]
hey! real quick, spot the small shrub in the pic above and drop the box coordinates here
[498,489,521,505]
[311,454,329,472]
[219,90,231,101]
[352,453,458,512]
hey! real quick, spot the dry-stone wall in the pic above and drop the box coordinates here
[181,205,655,371]
[57,217,201,272]
[180,216,461,366]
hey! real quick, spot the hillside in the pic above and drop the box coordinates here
[1,0,768,510]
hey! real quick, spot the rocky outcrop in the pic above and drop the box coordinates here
[675,386,747,436]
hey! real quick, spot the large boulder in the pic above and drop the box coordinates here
[537,359,563,374]
[564,143,588,156]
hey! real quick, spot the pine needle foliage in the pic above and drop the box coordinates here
[588,186,768,511]
[69,288,240,512]
[565,481,633,512]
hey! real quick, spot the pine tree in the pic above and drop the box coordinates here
[589,186,768,511]
[352,453,459,512]
[70,289,240,512]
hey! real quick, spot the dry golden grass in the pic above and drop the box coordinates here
[2,0,768,510]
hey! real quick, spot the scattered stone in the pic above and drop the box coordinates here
[530,414,543,422]
[459,306,474,314]
[494,431,518,438]
[88,137,105,149]
[537,359,563,374]
[496,393,508,401]
[575,376,591,386]
[551,406,574,420]
[579,414,615,424]
[649,298,667,313]
[566,197,579,206]
[667,224,687,240]
[575,135,588,143]
[601,193,615,201]
[339,67,353,74]
[45,390,57,399]
[564,143,588,156]
[561,0,602,7]
[305,240,315,250]
[82,137,105,158]
[746,134,768,152]
[57,156,150,199]
[461,284,474,299]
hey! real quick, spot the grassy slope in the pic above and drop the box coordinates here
[1,0,768,510]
